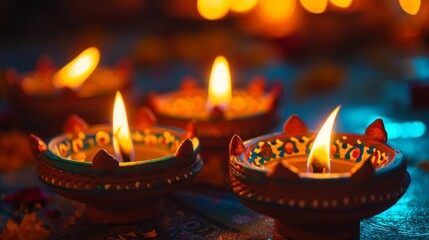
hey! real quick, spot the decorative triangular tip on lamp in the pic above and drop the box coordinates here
[183,121,197,140]
[147,92,157,108]
[350,158,375,180]
[92,149,119,173]
[283,115,308,134]
[180,76,199,92]
[174,138,195,165]
[364,118,388,142]
[209,106,225,120]
[247,76,266,96]
[268,162,300,179]
[29,134,47,155]
[63,114,89,134]
[134,107,157,130]
[229,134,246,156]
[265,82,282,111]
[271,82,283,97]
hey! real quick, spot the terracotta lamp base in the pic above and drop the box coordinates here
[85,199,164,224]
[6,60,131,137]
[148,77,282,188]
[228,116,410,239]
[31,120,202,225]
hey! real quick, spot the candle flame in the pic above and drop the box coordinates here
[307,106,341,173]
[300,0,328,14]
[197,0,230,20]
[113,91,135,162]
[330,0,352,8]
[399,0,420,15]
[208,55,232,109]
[53,47,100,89]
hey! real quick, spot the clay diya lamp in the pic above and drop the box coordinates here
[7,47,131,136]
[149,56,280,186]
[30,92,203,224]
[229,106,410,239]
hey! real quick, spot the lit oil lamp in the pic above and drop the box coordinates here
[149,56,280,186]
[30,91,202,224]
[7,47,131,135]
[229,106,410,239]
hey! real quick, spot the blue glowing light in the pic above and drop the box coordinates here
[367,117,426,139]
[411,57,429,80]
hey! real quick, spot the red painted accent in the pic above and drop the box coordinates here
[285,142,294,154]
[260,143,273,158]
[352,148,360,159]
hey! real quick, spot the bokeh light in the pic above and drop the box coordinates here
[300,0,328,14]
[399,0,421,15]
[230,0,258,13]
[257,0,297,23]
[197,0,230,20]
[367,117,426,139]
[330,0,353,9]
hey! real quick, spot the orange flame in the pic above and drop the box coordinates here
[53,47,100,89]
[399,0,420,15]
[208,56,232,109]
[197,0,230,20]
[307,106,341,173]
[113,91,135,162]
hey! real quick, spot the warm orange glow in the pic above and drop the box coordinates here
[300,0,328,14]
[307,106,341,173]
[250,0,301,38]
[208,56,232,109]
[53,47,100,89]
[197,0,230,20]
[399,0,420,15]
[257,0,297,23]
[230,0,258,13]
[330,0,352,8]
[113,91,135,162]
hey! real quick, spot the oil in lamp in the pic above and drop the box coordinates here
[7,47,131,135]
[228,106,410,239]
[30,92,202,224]
[149,55,280,186]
